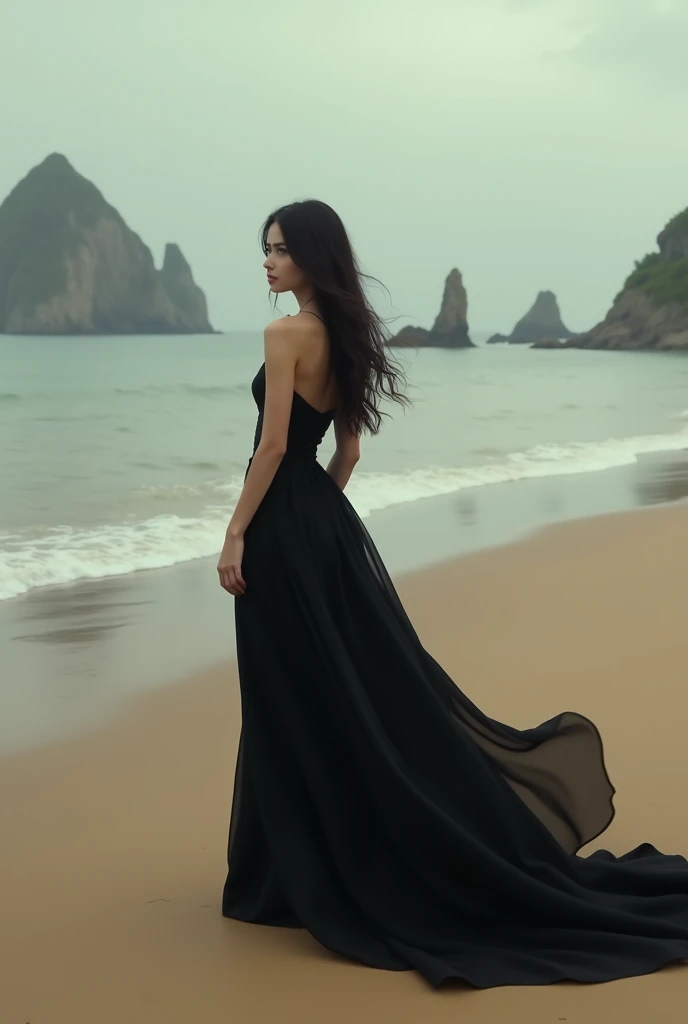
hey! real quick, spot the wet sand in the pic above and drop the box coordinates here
[2,500,688,1022]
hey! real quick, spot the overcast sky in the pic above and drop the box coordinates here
[2,0,687,333]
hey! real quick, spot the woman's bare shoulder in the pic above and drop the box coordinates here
[264,314,292,331]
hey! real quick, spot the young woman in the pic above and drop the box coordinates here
[218,199,688,989]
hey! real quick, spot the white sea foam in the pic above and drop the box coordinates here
[347,427,688,517]
[1,426,687,601]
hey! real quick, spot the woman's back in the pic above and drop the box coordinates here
[286,310,339,415]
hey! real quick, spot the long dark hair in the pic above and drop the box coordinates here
[260,200,408,436]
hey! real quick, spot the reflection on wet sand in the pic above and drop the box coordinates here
[0,577,163,751]
[454,494,477,526]
[10,578,152,646]
[12,621,129,645]
[635,450,688,507]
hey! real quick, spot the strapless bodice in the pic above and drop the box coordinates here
[251,363,335,458]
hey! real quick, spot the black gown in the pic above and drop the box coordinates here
[222,362,688,989]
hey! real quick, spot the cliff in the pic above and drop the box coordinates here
[0,154,214,335]
[388,268,473,348]
[569,208,688,351]
[509,291,573,344]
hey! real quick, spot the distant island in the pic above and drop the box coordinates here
[387,268,474,348]
[487,291,573,345]
[567,207,688,351]
[0,153,215,335]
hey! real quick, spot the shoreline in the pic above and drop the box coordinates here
[2,448,688,755]
[2,500,688,1021]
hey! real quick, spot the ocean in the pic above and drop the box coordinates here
[2,330,688,603]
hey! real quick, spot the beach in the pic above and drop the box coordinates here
[3,332,688,1019]
[2,492,688,1022]
[4,0,688,1013]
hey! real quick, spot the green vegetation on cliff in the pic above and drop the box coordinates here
[623,251,688,308]
[662,207,688,239]
[617,205,688,309]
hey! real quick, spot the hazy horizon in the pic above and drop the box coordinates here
[3,0,687,333]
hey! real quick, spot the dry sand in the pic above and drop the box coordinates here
[2,502,688,1023]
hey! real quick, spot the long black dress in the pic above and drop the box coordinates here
[222,362,688,989]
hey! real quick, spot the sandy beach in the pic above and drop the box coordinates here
[2,499,688,1022]
[5,0,688,1014]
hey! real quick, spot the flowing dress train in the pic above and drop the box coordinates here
[222,362,688,989]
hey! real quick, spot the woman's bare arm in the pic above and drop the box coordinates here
[326,411,360,490]
[226,323,296,538]
[217,322,296,595]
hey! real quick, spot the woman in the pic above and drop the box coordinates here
[218,199,688,989]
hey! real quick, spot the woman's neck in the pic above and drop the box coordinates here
[292,285,320,317]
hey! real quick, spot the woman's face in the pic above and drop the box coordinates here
[262,221,308,294]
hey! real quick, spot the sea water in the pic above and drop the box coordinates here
[2,331,687,601]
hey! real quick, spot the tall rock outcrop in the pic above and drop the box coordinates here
[160,243,212,332]
[0,154,214,334]
[388,268,474,348]
[569,208,688,351]
[509,291,573,343]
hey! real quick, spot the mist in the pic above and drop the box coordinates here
[3,0,687,331]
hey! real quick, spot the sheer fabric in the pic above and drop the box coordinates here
[222,363,688,988]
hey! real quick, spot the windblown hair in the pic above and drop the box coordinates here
[260,200,408,436]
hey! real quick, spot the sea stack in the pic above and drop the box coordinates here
[388,268,474,348]
[569,208,688,351]
[509,291,573,344]
[160,243,212,333]
[0,153,214,334]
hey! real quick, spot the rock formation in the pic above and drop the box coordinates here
[0,153,214,334]
[530,337,567,349]
[486,333,510,345]
[388,268,473,348]
[509,291,573,344]
[160,243,212,332]
[568,208,688,351]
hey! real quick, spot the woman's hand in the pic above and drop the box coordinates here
[217,532,246,596]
